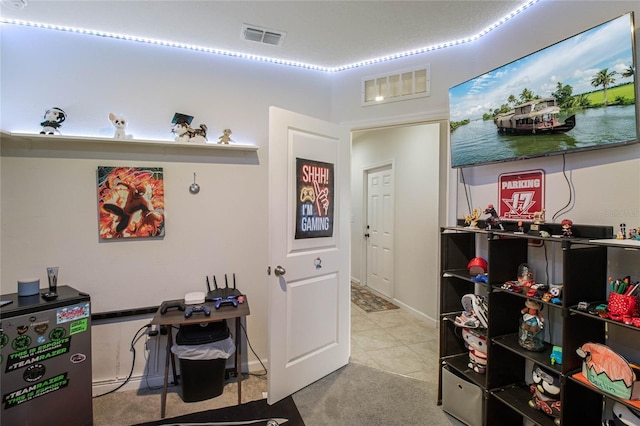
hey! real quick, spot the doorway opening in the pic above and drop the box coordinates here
[350,121,445,324]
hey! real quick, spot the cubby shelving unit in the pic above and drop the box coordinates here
[438,221,640,426]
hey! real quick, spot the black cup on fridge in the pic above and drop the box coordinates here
[42,267,59,301]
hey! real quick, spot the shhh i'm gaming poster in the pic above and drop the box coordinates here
[295,158,334,239]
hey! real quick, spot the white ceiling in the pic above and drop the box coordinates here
[1,0,537,69]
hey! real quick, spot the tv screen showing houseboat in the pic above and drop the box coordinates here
[448,12,638,168]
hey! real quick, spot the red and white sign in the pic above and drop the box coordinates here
[498,170,545,220]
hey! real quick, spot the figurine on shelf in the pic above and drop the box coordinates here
[40,107,66,135]
[529,209,546,234]
[516,221,525,233]
[462,328,487,374]
[109,113,130,139]
[464,208,481,229]
[172,121,208,143]
[518,263,535,287]
[519,299,545,351]
[561,218,573,238]
[218,128,233,144]
[617,223,627,240]
[528,365,561,425]
[467,257,488,276]
[550,346,563,365]
[483,204,504,230]
[533,209,546,224]
[603,402,640,426]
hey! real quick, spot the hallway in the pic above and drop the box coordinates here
[350,293,440,382]
[349,290,465,425]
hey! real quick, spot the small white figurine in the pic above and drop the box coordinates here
[40,107,66,135]
[109,113,128,139]
[218,128,233,144]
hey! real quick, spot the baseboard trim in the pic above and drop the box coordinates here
[392,298,437,327]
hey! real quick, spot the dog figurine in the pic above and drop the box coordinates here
[172,121,208,143]
[40,107,66,135]
[109,113,128,139]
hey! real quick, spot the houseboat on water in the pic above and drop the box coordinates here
[494,98,575,135]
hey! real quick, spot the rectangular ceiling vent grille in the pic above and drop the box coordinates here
[361,65,430,106]
[242,24,286,47]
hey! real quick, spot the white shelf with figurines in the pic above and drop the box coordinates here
[0,108,258,152]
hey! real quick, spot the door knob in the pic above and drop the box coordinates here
[274,265,286,277]
[364,233,370,238]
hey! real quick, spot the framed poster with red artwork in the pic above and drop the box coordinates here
[498,169,545,221]
[97,166,165,239]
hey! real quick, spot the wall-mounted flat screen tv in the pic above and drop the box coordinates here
[449,12,637,168]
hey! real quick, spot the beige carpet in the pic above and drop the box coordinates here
[93,373,268,426]
[293,363,462,425]
[93,363,463,425]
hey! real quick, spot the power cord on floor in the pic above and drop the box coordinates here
[240,321,267,377]
[93,324,151,398]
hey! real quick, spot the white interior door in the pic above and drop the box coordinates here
[267,106,350,404]
[366,166,394,298]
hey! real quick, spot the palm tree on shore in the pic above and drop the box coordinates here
[591,68,617,106]
[519,88,534,103]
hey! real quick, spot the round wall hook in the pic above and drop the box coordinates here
[189,172,200,194]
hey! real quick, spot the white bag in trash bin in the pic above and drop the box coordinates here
[171,336,236,360]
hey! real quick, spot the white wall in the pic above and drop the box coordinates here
[0,23,334,389]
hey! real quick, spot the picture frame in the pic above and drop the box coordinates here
[97,166,165,239]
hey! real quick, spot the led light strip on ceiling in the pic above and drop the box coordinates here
[0,0,540,72]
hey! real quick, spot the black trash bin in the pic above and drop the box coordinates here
[172,320,235,402]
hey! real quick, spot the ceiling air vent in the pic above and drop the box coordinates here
[242,24,286,47]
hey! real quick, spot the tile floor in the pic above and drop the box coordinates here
[350,298,440,383]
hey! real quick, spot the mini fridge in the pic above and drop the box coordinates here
[1,285,92,425]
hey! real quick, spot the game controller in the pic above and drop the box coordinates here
[300,186,315,203]
[160,300,186,314]
[213,296,239,309]
[184,305,211,318]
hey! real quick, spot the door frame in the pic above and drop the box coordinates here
[361,160,395,294]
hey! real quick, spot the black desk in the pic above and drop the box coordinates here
[150,300,250,418]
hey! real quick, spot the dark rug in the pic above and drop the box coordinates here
[350,282,399,313]
[135,396,304,426]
